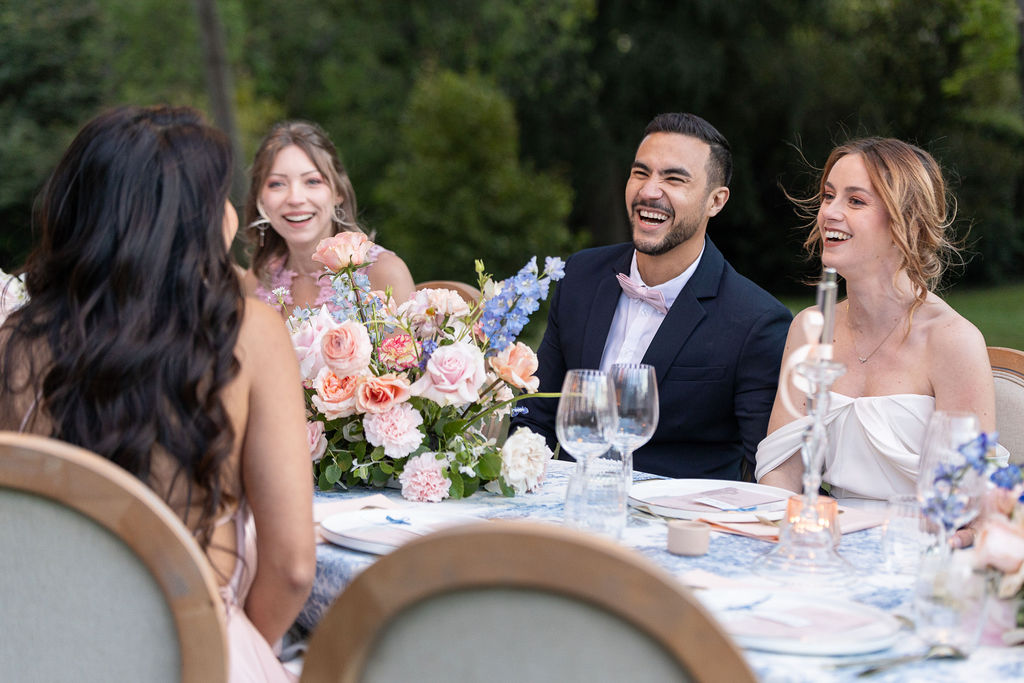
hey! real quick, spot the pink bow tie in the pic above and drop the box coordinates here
[616,273,668,315]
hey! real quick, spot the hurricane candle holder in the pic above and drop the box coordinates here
[756,268,854,584]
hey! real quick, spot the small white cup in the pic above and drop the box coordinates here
[667,520,710,556]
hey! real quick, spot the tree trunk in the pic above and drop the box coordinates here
[193,0,245,204]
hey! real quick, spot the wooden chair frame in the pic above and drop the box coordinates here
[989,346,1024,464]
[0,431,228,682]
[300,520,755,683]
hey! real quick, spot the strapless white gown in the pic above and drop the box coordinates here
[754,393,1009,505]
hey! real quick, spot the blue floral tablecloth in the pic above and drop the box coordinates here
[301,460,1023,682]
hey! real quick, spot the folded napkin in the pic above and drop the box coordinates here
[700,506,886,543]
[314,494,404,543]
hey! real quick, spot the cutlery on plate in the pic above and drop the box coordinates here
[829,644,966,675]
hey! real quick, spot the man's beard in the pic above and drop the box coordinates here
[632,212,701,256]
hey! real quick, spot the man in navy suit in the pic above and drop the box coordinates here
[513,113,791,480]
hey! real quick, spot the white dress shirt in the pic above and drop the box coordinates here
[599,242,705,372]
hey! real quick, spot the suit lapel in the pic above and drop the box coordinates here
[642,238,726,383]
[580,247,632,369]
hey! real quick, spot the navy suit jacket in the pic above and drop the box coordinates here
[513,238,791,480]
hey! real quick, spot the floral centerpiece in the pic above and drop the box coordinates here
[972,462,1024,646]
[281,233,563,502]
[0,267,28,325]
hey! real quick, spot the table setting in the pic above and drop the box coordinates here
[293,266,1023,681]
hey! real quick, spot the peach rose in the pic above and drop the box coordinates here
[409,341,486,407]
[312,232,373,271]
[322,319,372,376]
[311,368,361,419]
[974,516,1024,575]
[355,373,412,414]
[488,342,540,393]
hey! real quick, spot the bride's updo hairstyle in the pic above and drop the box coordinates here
[244,120,362,281]
[799,137,959,313]
[0,105,241,547]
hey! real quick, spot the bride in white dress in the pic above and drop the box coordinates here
[755,138,1005,505]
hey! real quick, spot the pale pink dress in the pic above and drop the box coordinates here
[254,244,391,313]
[220,502,298,683]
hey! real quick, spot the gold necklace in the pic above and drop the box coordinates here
[848,304,906,364]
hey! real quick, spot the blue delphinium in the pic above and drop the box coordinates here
[958,432,999,473]
[479,256,565,355]
[991,464,1023,490]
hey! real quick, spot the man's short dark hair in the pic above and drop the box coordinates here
[642,113,732,188]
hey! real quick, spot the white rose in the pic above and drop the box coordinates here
[500,427,553,494]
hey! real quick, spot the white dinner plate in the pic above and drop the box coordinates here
[698,589,901,656]
[628,478,791,522]
[320,508,482,555]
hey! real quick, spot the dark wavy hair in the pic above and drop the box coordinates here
[244,120,364,282]
[642,112,733,188]
[0,105,242,548]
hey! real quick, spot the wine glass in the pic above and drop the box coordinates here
[608,363,659,480]
[556,369,615,532]
[916,411,985,554]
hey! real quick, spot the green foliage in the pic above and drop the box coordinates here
[373,70,577,281]
[0,0,107,267]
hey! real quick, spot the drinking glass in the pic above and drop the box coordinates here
[607,363,659,479]
[556,369,616,535]
[916,411,984,554]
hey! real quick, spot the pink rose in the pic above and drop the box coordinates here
[290,305,337,380]
[974,516,1024,575]
[306,420,328,462]
[488,342,540,393]
[355,373,412,414]
[311,368,361,419]
[363,403,424,458]
[312,232,373,271]
[321,319,372,376]
[378,334,420,371]
[398,453,451,502]
[409,341,486,407]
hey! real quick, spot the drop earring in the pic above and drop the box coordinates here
[249,202,271,247]
[333,204,347,226]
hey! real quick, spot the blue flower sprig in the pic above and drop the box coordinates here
[921,432,1000,531]
[477,256,564,355]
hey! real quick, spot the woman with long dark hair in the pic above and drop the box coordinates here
[0,106,315,681]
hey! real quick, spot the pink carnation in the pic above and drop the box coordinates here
[409,341,486,407]
[306,420,328,462]
[312,232,373,271]
[378,334,420,371]
[363,403,424,458]
[398,453,451,502]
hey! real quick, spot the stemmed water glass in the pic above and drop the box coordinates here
[916,410,985,554]
[556,369,615,533]
[607,363,659,483]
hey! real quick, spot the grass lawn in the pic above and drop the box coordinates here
[779,282,1024,350]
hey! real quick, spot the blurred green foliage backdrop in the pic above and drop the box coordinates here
[2,0,1024,294]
